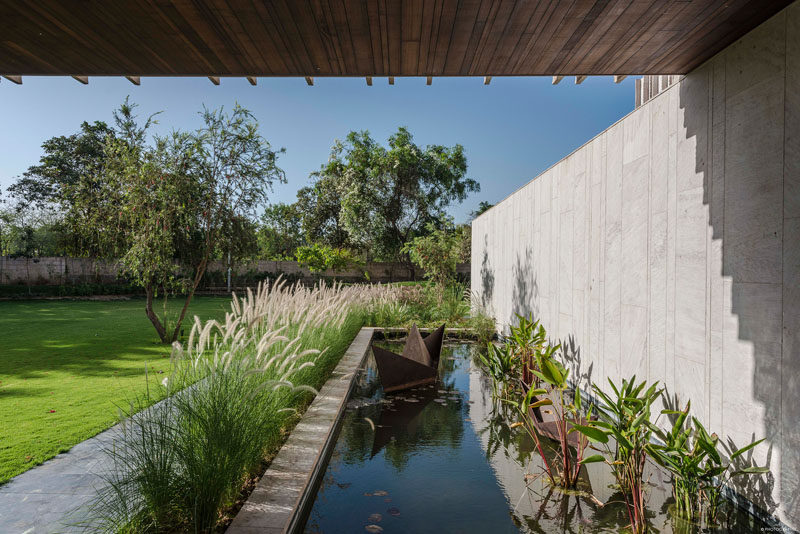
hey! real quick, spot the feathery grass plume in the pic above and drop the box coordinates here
[86,277,389,532]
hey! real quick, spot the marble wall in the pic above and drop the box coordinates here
[471,2,800,529]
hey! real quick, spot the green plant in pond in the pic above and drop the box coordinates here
[646,401,768,525]
[574,376,663,534]
[478,343,516,397]
[509,350,592,490]
[507,313,547,386]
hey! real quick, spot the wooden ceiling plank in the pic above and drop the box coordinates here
[546,0,615,74]
[284,0,334,75]
[312,0,346,75]
[417,0,436,76]
[532,0,598,74]
[560,0,634,75]
[442,0,480,75]
[400,0,423,75]
[460,0,491,75]
[469,0,513,76]
[591,0,674,74]
[487,0,539,75]
[509,0,561,75]
[386,0,402,75]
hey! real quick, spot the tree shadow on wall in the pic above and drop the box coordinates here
[480,234,494,310]
[561,334,593,394]
[511,245,538,320]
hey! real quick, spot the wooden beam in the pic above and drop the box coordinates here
[365,76,372,86]
[551,76,563,85]
[125,76,140,85]
[247,76,257,86]
[483,76,492,85]
[3,75,22,84]
[305,76,314,86]
[613,75,627,83]
[208,76,220,85]
[575,75,586,84]
[72,75,88,84]
[388,76,394,85]
[426,76,432,85]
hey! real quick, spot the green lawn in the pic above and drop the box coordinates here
[0,296,230,483]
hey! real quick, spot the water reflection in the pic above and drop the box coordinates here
[303,343,767,534]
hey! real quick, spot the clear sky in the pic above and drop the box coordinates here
[0,75,635,222]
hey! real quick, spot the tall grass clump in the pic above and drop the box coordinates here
[86,278,379,533]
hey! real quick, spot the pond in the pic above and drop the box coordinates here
[301,342,767,533]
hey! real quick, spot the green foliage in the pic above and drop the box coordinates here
[363,281,494,340]
[0,297,228,485]
[470,201,494,219]
[402,221,465,287]
[74,99,285,343]
[300,127,479,261]
[257,202,304,259]
[295,243,362,274]
[647,402,768,524]
[573,376,663,533]
[86,281,369,532]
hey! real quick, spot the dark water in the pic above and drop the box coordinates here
[302,343,768,534]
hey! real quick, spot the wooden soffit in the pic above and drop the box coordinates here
[0,1,792,78]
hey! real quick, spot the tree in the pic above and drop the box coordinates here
[295,175,352,249]
[471,201,494,219]
[304,127,479,261]
[402,221,466,288]
[8,121,114,210]
[257,202,304,260]
[81,101,285,343]
[294,243,361,277]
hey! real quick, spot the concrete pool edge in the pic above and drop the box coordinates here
[227,327,376,534]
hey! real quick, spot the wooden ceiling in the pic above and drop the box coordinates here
[0,0,792,78]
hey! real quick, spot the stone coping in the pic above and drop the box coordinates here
[227,327,376,534]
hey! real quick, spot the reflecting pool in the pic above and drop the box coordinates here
[302,342,767,533]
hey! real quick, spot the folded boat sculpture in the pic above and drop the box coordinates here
[372,324,445,393]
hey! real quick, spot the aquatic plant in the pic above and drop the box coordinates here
[647,401,768,524]
[574,376,662,534]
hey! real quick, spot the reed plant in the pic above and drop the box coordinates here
[86,278,382,532]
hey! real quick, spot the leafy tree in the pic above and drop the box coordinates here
[471,201,494,219]
[305,127,479,261]
[402,221,466,288]
[295,175,352,249]
[257,202,304,260]
[8,121,115,210]
[295,243,362,277]
[79,101,285,343]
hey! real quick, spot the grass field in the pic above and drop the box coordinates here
[0,296,230,484]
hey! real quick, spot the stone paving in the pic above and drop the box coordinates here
[0,422,121,533]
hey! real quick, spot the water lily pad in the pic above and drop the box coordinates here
[363,492,373,497]
[368,513,382,522]
[372,490,388,496]
[387,507,401,517]
[365,525,383,533]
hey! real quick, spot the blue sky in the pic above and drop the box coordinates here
[0,75,634,222]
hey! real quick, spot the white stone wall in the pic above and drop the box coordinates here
[471,2,800,528]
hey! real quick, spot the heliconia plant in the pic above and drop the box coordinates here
[646,401,768,525]
[573,376,663,534]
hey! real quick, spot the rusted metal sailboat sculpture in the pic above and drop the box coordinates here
[372,324,445,393]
